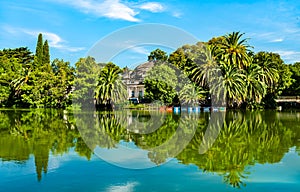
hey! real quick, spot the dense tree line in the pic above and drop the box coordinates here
[1,32,300,109]
[0,34,75,108]
[145,32,300,109]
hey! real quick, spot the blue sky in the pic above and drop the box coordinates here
[1,0,300,67]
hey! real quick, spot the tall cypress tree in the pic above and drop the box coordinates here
[35,33,43,67]
[43,40,50,71]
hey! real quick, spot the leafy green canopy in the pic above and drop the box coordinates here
[0,34,74,108]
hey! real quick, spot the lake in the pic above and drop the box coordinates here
[0,109,300,191]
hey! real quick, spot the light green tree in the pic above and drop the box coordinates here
[95,62,127,109]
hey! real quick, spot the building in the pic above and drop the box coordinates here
[122,61,154,101]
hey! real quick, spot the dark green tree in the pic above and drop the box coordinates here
[35,33,43,67]
[282,62,300,96]
[50,59,75,108]
[72,56,101,108]
[0,47,34,106]
[148,48,168,62]
[144,64,178,105]
[43,40,50,71]
[253,52,292,108]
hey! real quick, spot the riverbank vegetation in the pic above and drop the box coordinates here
[1,32,300,109]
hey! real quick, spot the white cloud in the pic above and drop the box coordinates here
[172,11,183,18]
[139,2,164,13]
[130,46,149,55]
[47,0,166,22]
[25,30,85,52]
[47,0,139,22]
[3,26,85,52]
[106,182,139,192]
[270,38,284,43]
[251,32,285,43]
[273,50,300,63]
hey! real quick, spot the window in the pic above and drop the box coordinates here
[131,91,135,97]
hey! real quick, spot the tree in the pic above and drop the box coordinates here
[189,44,220,87]
[95,62,127,110]
[282,62,300,96]
[243,64,267,108]
[252,52,279,88]
[50,59,75,108]
[148,48,168,62]
[35,33,43,67]
[42,40,50,71]
[218,64,246,107]
[144,64,178,105]
[72,56,101,108]
[210,32,252,69]
[0,47,34,106]
[179,83,206,106]
[252,52,292,108]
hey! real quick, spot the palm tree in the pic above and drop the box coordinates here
[95,62,127,110]
[219,32,252,69]
[243,64,267,105]
[217,63,246,107]
[179,83,207,106]
[252,52,279,88]
[190,44,220,87]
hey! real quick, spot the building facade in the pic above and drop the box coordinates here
[122,61,154,102]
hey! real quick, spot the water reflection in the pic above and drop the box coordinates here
[177,111,300,188]
[76,110,199,168]
[1,109,300,188]
[0,109,92,181]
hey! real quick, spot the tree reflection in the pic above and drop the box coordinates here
[1,109,300,187]
[176,111,300,188]
[78,111,199,166]
[79,110,300,188]
[0,109,92,181]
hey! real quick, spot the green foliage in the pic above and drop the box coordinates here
[73,56,101,108]
[0,34,75,108]
[243,64,267,107]
[168,43,212,106]
[0,31,299,110]
[148,48,168,62]
[0,47,33,106]
[50,59,75,108]
[252,52,293,108]
[144,64,178,105]
[283,62,300,95]
[179,83,206,106]
[211,32,252,69]
[220,64,246,104]
[167,33,295,109]
[42,40,50,70]
[35,33,43,67]
[95,62,127,109]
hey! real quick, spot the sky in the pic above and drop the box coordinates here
[1,0,300,67]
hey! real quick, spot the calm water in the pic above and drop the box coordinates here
[0,109,300,191]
